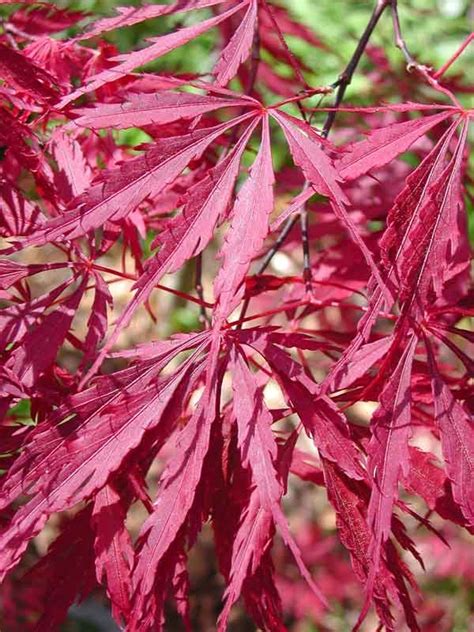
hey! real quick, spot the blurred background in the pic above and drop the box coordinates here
[1,0,473,630]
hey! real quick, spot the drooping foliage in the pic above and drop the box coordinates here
[0,1,472,630]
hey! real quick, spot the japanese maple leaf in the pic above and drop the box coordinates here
[58,0,253,108]
[0,333,209,579]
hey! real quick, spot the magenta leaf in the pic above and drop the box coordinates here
[213,114,274,322]
[58,1,250,108]
[129,335,221,628]
[72,91,255,129]
[426,341,474,526]
[213,0,258,86]
[0,3,471,631]
[337,110,455,181]
[364,334,418,609]
[93,482,134,621]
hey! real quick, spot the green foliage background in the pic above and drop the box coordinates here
[58,0,474,86]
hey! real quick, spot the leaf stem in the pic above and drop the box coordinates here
[90,263,213,308]
[260,0,309,89]
[434,32,474,79]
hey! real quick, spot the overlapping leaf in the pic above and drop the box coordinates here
[0,2,471,631]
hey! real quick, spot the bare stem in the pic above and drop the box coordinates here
[300,205,313,294]
[434,32,474,79]
[261,0,309,89]
[390,1,461,105]
[195,253,211,325]
[322,0,390,137]
[390,0,420,69]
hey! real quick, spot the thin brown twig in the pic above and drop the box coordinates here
[390,0,420,70]
[322,0,391,137]
[390,1,461,106]
[195,253,211,324]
